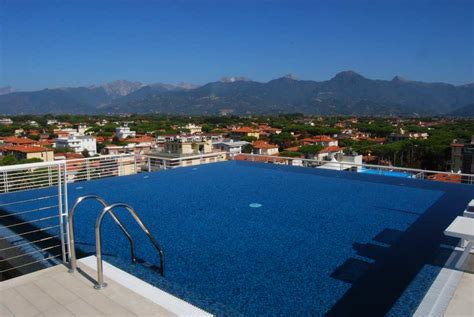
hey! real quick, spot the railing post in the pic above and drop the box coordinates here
[48,166,53,187]
[133,155,137,173]
[63,163,70,235]
[57,164,67,263]
[147,156,151,172]
[118,158,125,176]
[86,159,91,181]
[3,171,8,193]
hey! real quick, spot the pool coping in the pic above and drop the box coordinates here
[414,245,473,316]
[79,256,212,317]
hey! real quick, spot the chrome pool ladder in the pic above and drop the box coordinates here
[68,195,137,273]
[94,203,165,289]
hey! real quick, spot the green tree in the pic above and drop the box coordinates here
[241,136,258,142]
[299,144,324,158]
[279,151,301,157]
[0,155,18,166]
[242,144,253,153]
[269,132,295,149]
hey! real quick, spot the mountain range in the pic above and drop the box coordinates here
[0,72,473,116]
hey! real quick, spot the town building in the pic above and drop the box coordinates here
[0,136,37,146]
[213,140,249,154]
[26,120,39,127]
[115,125,136,139]
[252,141,279,156]
[0,118,13,125]
[302,136,339,147]
[0,145,54,162]
[451,136,474,174]
[390,128,429,142]
[160,135,213,155]
[258,125,282,136]
[180,123,202,134]
[148,135,226,169]
[102,144,136,155]
[229,127,260,140]
[55,135,97,155]
[77,124,89,135]
[126,136,157,155]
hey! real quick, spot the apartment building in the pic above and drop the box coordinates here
[55,135,97,155]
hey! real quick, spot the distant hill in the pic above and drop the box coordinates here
[98,80,144,99]
[0,86,14,95]
[447,103,474,117]
[105,72,474,116]
[0,73,473,115]
[0,81,143,114]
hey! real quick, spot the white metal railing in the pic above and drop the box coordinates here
[231,153,474,184]
[0,161,69,280]
[0,154,139,193]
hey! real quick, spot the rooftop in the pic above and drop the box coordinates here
[252,140,278,149]
[0,256,209,316]
[0,156,473,316]
[0,145,52,153]
[1,137,37,145]
[232,127,256,133]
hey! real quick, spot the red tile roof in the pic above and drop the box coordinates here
[319,146,342,154]
[302,135,336,144]
[127,136,155,143]
[1,145,52,153]
[426,173,462,183]
[232,127,256,133]
[2,136,37,145]
[37,140,54,147]
[260,127,281,133]
[253,141,278,149]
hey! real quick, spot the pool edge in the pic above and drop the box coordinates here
[79,256,213,317]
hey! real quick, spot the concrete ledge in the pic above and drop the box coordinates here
[414,247,471,317]
[79,256,212,317]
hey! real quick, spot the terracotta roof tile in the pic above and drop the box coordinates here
[1,145,52,153]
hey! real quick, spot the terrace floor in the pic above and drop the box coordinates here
[0,255,472,316]
[0,259,182,317]
[445,254,474,316]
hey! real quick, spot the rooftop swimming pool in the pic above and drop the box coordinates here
[359,167,415,179]
[1,161,473,316]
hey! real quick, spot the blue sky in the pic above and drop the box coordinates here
[1,0,473,90]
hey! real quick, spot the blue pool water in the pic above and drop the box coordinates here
[1,161,473,316]
[359,167,415,178]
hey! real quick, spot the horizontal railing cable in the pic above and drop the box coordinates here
[3,215,60,229]
[0,225,61,241]
[0,235,62,252]
[0,253,63,274]
[0,244,62,264]
[0,195,58,207]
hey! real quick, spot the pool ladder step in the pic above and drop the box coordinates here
[67,195,165,289]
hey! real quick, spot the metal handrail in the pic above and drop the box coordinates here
[68,195,136,273]
[94,203,165,289]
